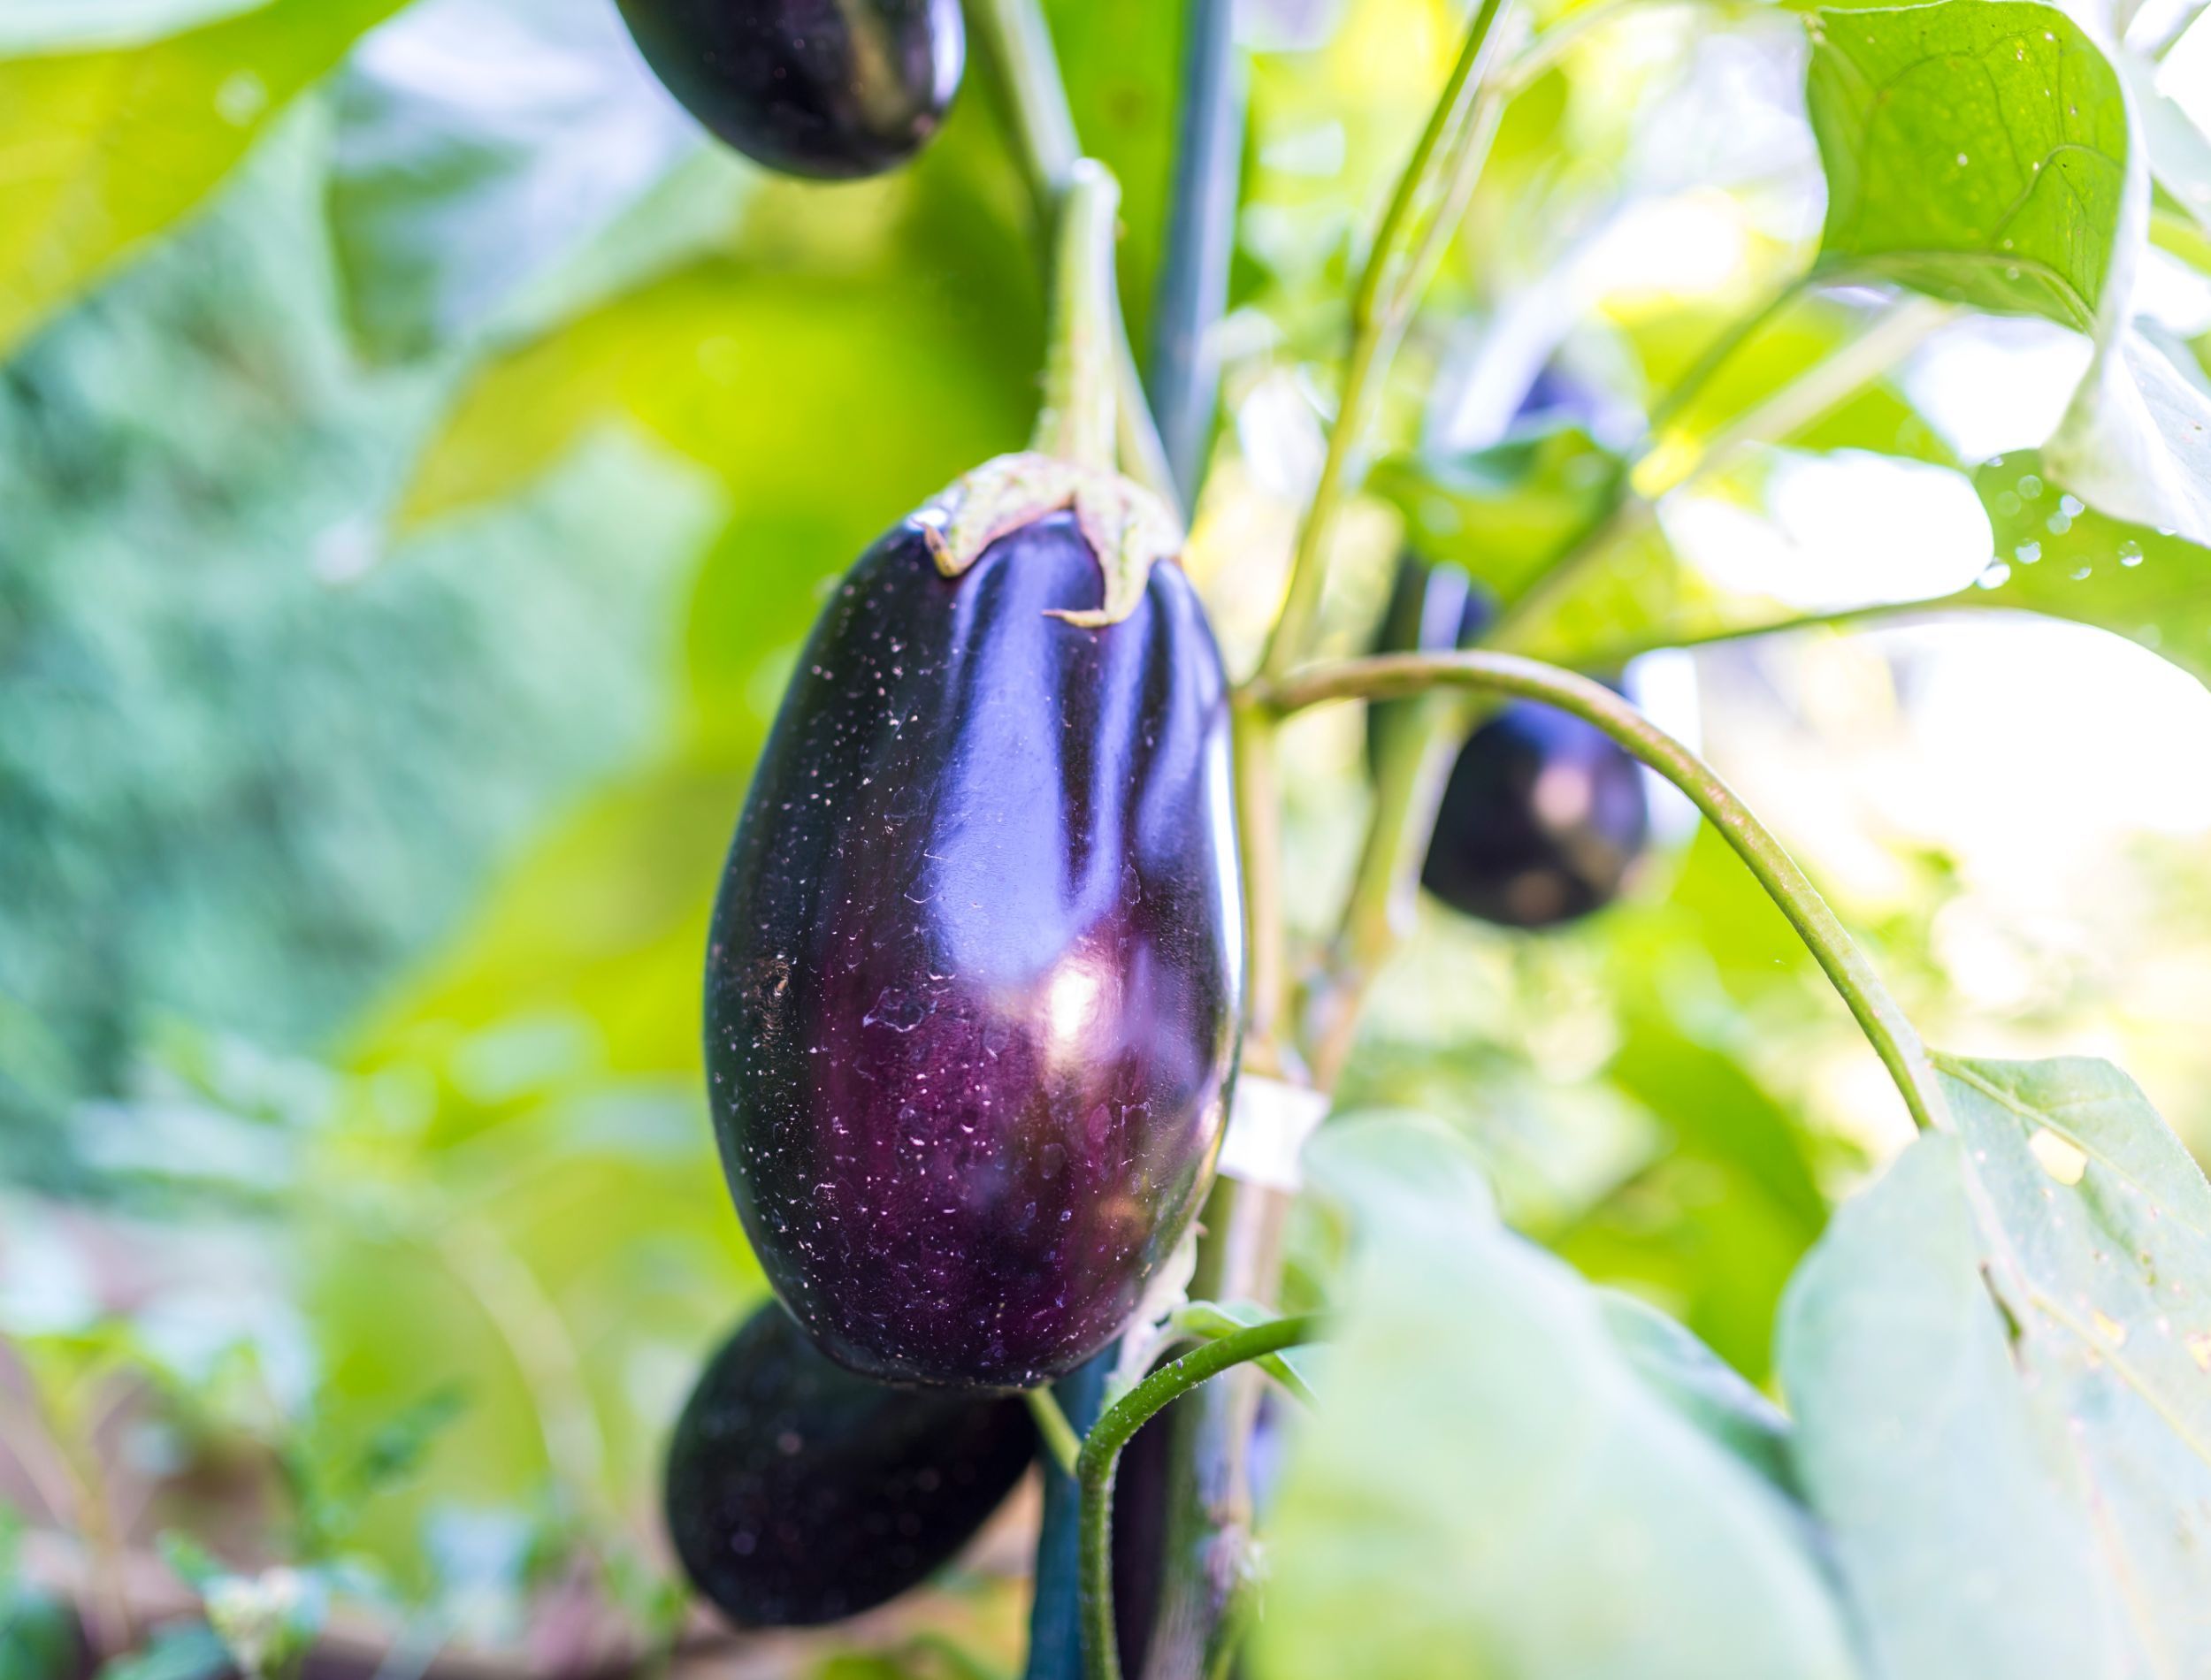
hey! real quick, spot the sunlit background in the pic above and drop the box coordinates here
[4,0,2210,1673]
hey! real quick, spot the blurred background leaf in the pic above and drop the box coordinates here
[0,0,409,358]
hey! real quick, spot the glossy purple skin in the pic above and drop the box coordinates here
[706,512,1243,1391]
[616,0,962,180]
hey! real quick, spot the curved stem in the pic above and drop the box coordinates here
[1255,653,1945,1134]
[1035,161,1121,470]
[968,0,1181,510]
[1256,0,1513,682]
[1076,1316,1327,1680]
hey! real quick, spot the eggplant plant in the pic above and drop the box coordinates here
[6,1,2211,1679]
[671,2,2211,1676]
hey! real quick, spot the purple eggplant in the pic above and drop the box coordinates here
[664,1301,1037,1626]
[616,0,963,180]
[705,509,1242,1391]
[1372,554,1649,929]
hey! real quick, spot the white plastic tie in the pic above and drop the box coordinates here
[1219,1073,1330,1192]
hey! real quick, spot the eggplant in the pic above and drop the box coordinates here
[1108,1388,1287,1676]
[1373,554,1649,930]
[704,508,1242,1391]
[616,0,963,179]
[664,1301,1037,1627]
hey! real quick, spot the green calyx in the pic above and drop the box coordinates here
[914,450,1183,629]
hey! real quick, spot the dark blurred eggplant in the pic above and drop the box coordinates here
[1371,554,1649,930]
[1108,1387,1288,1676]
[664,1301,1037,1627]
[704,508,1242,1390]
[616,0,963,179]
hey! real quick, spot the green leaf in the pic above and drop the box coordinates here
[2133,57,2211,241]
[1786,1054,2211,1673]
[1968,447,2211,685]
[324,0,709,363]
[1253,1112,1859,1680]
[1804,0,2132,332]
[1373,421,1628,607]
[0,1588,77,1680]
[1560,1001,1832,1379]
[2046,325,2211,546]
[1595,1289,1799,1495]
[1779,1134,2136,1679]
[1172,1300,1321,1402]
[0,0,407,360]
[96,1625,231,1680]
[1942,1055,2211,1602]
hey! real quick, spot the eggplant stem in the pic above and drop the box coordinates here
[1256,652,1946,1135]
[1033,161,1122,472]
[1075,1316,1327,1680]
[1027,1386,1083,1479]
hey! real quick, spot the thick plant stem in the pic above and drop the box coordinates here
[1077,1317,1327,1680]
[1035,162,1122,471]
[1258,653,1946,1134]
[1257,0,1513,682]
[1306,687,1481,1088]
[1151,0,1245,501]
[968,0,1180,509]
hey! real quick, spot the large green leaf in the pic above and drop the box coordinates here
[1253,1112,1860,1680]
[1784,1056,2211,1675]
[1780,1134,2135,1678]
[325,0,714,363]
[1942,1056,2211,1628]
[398,256,1031,529]
[1805,0,2132,332]
[1561,1003,1833,1378]
[0,0,405,359]
[1596,1288,1799,1494]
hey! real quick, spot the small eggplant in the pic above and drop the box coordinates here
[664,1301,1037,1627]
[1372,554,1649,930]
[705,476,1241,1390]
[616,0,963,179]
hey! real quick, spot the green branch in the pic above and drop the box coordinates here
[1256,0,1515,682]
[968,0,1180,508]
[1256,653,1945,1134]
